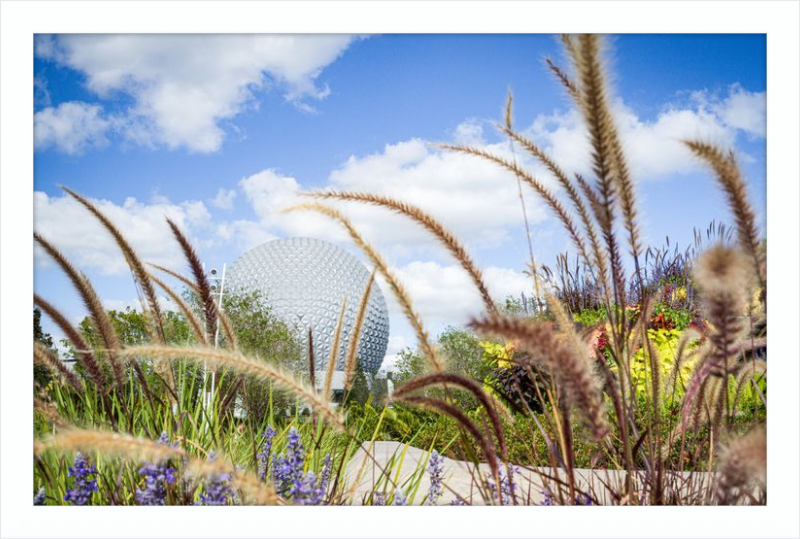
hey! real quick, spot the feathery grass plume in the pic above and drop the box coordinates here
[572,36,644,280]
[683,141,765,293]
[470,314,608,441]
[118,346,346,431]
[545,57,580,101]
[560,34,580,65]
[162,221,238,349]
[665,328,703,398]
[148,272,209,346]
[715,427,766,505]
[440,144,592,273]
[39,427,186,462]
[572,34,628,314]
[62,187,168,346]
[395,394,501,500]
[497,125,609,292]
[33,233,126,390]
[148,263,200,293]
[34,294,107,391]
[307,328,316,391]
[574,173,604,223]
[309,191,496,315]
[344,271,376,390]
[682,246,750,431]
[393,373,508,462]
[34,341,83,394]
[165,219,217,342]
[34,397,67,427]
[504,88,515,130]
[323,299,347,402]
[151,259,243,347]
[284,202,442,372]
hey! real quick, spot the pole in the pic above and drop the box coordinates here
[209,263,226,419]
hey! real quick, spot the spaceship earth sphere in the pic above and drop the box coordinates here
[225,237,390,373]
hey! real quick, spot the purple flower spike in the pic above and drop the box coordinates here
[426,450,444,505]
[257,426,276,481]
[198,451,233,506]
[64,452,98,505]
[136,431,177,506]
[34,488,46,506]
[488,459,520,505]
[392,491,408,506]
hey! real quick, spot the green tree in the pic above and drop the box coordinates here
[344,357,371,408]
[438,326,488,381]
[34,307,56,387]
[217,291,303,421]
[391,347,426,387]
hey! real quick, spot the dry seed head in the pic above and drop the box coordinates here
[716,427,766,504]
[693,245,753,305]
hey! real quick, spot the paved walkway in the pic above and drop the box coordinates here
[343,441,714,505]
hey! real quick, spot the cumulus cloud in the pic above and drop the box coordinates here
[35,34,358,152]
[34,101,110,154]
[700,84,766,138]
[327,138,550,248]
[34,191,212,275]
[381,261,532,329]
[210,188,237,211]
[526,84,765,181]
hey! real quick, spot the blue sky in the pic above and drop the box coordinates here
[33,34,766,369]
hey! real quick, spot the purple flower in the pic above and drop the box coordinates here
[449,497,467,506]
[392,491,408,506]
[257,426,276,481]
[426,450,444,505]
[488,460,520,505]
[34,488,46,506]
[317,453,332,494]
[136,431,177,506]
[270,428,331,505]
[372,492,386,506]
[273,428,305,498]
[539,487,593,506]
[64,452,98,505]
[197,451,233,506]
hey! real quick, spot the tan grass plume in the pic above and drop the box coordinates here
[323,299,347,402]
[470,313,608,441]
[715,427,766,504]
[34,233,126,390]
[683,141,765,293]
[344,270,376,390]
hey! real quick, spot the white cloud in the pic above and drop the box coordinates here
[210,188,237,211]
[214,220,278,252]
[326,137,550,249]
[383,261,531,329]
[34,191,212,275]
[229,135,553,259]
[703,84,766,138]
[526,84,765,181]
[36,34,358,152]
[34,101,110,154]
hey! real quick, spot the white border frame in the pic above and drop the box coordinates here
[2,1,798,538]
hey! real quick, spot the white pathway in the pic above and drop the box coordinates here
[343,441,714,505]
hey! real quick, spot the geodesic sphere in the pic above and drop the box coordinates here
[226,237,389,373]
